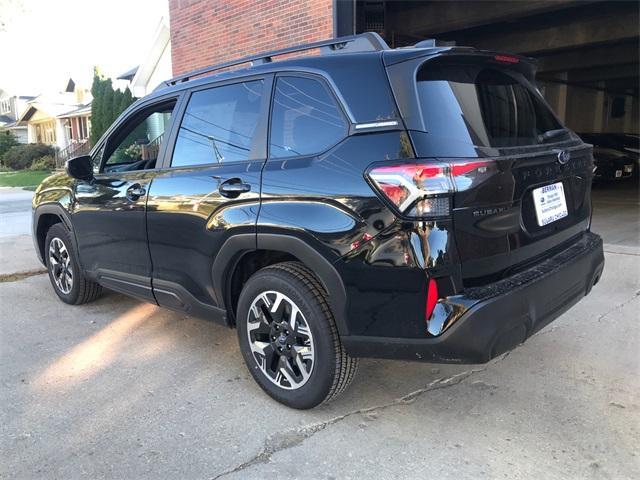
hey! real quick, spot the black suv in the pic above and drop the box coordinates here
[33,33,604,409]
[578,132,637,181]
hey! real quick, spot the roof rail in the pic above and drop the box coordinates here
[162,32,389,87]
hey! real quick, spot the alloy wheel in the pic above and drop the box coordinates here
[48,237,73,295]
[246,291,315,390]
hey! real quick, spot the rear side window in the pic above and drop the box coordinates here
[269,76,347,158]
[172,80,264,166]
[417,61,560,147]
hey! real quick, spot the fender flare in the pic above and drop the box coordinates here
[212,233,349,335]
[32,203,78,266]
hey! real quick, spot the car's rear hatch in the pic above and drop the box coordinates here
[385,50,593,285]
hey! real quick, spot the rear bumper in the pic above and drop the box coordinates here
[342,231,604,364]
[594,160,634,180]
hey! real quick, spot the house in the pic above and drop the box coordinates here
[117,17,172,97]
[17,79,92,155]
[56,103,92,160]
[0,89,35,143]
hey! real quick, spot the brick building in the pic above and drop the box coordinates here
[168,0,638,135]
[169,0,335,77]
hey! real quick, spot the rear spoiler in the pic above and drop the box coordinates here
[383,48,538,81]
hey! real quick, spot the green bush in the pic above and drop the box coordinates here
[1,143,56,170]
[30,155,56,171]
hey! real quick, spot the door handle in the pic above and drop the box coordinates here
[126,184,146,201]
[219,178,251,198]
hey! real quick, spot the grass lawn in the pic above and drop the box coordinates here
[0,170,51,189]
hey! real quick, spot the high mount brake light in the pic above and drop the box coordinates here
[494,54,520,64]
[368,159,494,218]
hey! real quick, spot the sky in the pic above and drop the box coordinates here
[0,0,168,95]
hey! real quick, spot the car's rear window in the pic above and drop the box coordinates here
[416,60,561,147]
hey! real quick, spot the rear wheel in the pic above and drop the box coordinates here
[236,262,358,409]
[45,223,102,305]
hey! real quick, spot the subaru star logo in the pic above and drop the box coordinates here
[557,150,571,165]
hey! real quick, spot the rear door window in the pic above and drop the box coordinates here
[269,76,348,158]
[416,60,561,147]
[171,80,264,167]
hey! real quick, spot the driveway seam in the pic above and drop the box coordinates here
[0,269,46,283]
[210,353,511,479]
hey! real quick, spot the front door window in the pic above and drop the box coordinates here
[102,102,175,172]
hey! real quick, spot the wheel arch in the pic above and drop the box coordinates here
[33,204,76,266]
[213,233,349,335]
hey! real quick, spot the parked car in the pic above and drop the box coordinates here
[32,33,604,409]
[578,132,638,181]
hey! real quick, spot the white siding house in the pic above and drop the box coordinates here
[117,18,172,97]
[0,89,35,143]
[17,80,92,151]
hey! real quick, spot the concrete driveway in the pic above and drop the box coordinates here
[1,182,638,479]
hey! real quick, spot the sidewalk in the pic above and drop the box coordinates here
[0,187,43,275]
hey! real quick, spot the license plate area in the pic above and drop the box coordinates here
[532,182,568,226]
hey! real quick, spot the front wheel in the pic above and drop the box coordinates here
[236,262,358,409]
[45,223,102,305]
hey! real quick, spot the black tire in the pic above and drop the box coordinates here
[45,223,102,305]
[236,261,358,409]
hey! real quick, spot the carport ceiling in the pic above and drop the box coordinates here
[358,1,639,96]
[375,1,638,54]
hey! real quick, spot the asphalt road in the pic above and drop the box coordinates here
[1,182,639,479]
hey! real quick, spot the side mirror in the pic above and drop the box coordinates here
[66,155,94,181]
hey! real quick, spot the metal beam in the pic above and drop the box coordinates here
[466,4,639,55]
[388,0,582,37]
[538,77,638,97]
[538,42,639,73]
[567,64,639,83]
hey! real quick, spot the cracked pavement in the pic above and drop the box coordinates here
[1,183,639,479]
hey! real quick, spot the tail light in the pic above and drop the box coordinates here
[367,159,494,218]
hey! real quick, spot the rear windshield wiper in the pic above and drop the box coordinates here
[538,128,568,143]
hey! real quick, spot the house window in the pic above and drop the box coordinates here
[79,117,88,139]
[36,121,57,144]
[65,120,73,141]
[0,99,10,114]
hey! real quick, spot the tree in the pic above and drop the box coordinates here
[118,87,134,116]
[90,68,136,145]
[90,67,105,145]
[100,78,115,136]
[0,130,19,158]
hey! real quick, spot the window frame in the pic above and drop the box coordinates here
[267,72,350,160]
[95,95,182,174]
[0,99,11,114]
[166,74,273,170]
